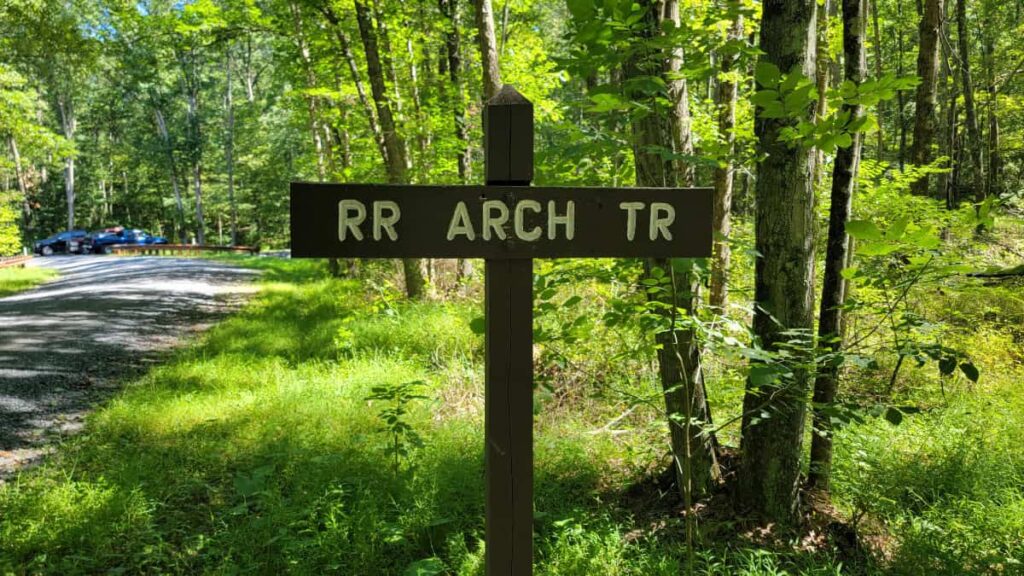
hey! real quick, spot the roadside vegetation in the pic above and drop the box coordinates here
[0,265,55,297]
[2,204,1022,574]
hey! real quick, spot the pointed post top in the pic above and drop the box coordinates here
[486,84,531,106]
[484,85,533,184]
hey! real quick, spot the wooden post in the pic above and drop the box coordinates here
[484,85,533,576]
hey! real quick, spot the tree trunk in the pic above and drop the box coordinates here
[808,0,867,493]
[737,0,818,526]
[320,7,390,165]
[908,0,944,195]
[440,0,471,181]
[473,0,503,100]
[354,0,425,298]
[871,0,885,160]
[9,137,31,236]
[956,0,984,203]
[983,15,1000,199]
[154,106,187,243]
[58,97,76,230]
[710,12,743,309]
[627,0,719,502]
[291,2,327,181]
[225,45,239,246]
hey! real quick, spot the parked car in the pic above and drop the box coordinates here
[85,228,169,254]
[33,230,88,256]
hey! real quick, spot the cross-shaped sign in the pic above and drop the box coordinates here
[290,85,712,575]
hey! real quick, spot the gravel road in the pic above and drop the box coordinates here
[0,256,258,476]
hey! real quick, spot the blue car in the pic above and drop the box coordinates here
[85,228,169,254]
[33,230,88,256]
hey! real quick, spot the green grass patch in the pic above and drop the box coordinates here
[0,265,56,297]
[2,254,1022,574]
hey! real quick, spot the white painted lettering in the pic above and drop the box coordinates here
[619,202,644,241]
[373,201,400,241]
[547,200,575,240]
[514,200,542,241]
[338,199,366,241]
[649,202,675,241]
[446,201,476,241]
[482,200,509,241]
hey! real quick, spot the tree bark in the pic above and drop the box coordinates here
[440,0,471,181]
[354,0,425,298]
[154,106,187,243]
[871,0,885,160]
[737,0,818,526]
[225,45,238,246]
[956,0,984,203]
[9,137,30,232]
[57,97,75,230]
[710,12,743,310]
[627,0,720,501]
[908,0,944,195]
[319,6,390,166]
[983,12,1000,199]
[808,0,867,493]
[473,0,503,100]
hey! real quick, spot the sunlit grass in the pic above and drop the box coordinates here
[1,252,1022,573]
[0,265,56,297]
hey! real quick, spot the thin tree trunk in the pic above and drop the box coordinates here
[737,0,818,526]
[154,106,187,243]
[291,2,327,181]
[320,7,390,165]
[225,45,238,246]
[808,0,867,493]
[473,0,503,100]
[956,0,984,203]
[871,0,885,160]
[440,0,471,181]
[983,15,1000,199]
[908,0,944,195]
[9,137,31,236]
[710,12,743,310]
[354,0,425,298]
[58,97,76,230]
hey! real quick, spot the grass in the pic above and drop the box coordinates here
[2,223,1023,573]
[0,265,56,297]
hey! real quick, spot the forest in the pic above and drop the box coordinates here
[2,0,1024,573]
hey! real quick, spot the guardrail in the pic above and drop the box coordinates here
[0,255,33,269]
[111,244,259,256]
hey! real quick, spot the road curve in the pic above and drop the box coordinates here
[0,256,258,476]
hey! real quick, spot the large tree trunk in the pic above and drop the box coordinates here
[808,0,867,493]
[908,0,944,195]
[710,13,743,310]
[737,0,818,526]
[354,0,425,298]
[154,106,187,243]
[627,0,719,502]
[225,45,239,246]
[956,0,984,203]
[473,0,503,100]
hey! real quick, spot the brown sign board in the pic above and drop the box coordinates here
[290,182,713,259]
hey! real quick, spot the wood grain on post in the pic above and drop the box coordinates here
[484,84,533,576]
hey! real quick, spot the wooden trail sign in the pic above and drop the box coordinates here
[289,85,712,575]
